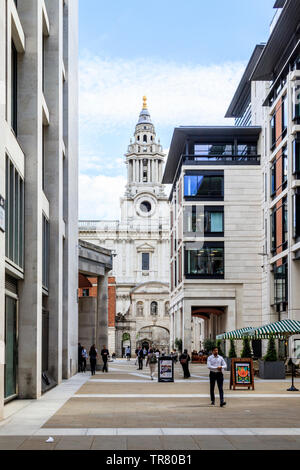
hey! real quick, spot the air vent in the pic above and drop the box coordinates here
[5,274,18,295]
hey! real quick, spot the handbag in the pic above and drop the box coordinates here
[180,356,187,365]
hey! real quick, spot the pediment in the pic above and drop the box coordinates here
[131,281,169,294]
[136,242,155,253]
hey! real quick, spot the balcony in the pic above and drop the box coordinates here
[182,154,260,166]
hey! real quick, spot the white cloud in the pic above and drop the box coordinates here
[79,173,127,220]
[79,55,246,219]
[79,55,245,132]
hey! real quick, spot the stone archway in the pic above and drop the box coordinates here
[136,325,170,353]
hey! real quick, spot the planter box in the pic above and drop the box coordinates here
[258,360,285,379]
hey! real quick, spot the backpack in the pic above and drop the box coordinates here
[150,354,157,364]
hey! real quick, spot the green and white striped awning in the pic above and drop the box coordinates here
[249,319,300,339]
[216,327,254,340]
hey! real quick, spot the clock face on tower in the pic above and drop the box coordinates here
[135,195,156,217]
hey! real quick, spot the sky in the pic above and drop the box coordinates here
[78,0,275,220]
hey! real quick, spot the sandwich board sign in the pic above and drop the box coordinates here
[158,356,174,383]
[230,358,255,390]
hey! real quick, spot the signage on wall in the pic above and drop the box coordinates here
[230,358,255,390]
[0,195,5,232]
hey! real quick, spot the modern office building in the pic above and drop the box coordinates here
[163,0,300,354]
[162,127,262,352]
[226,0,300,341]
[79,98,170,356]
[0,0,78,419]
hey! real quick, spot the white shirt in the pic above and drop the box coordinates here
[207,354,227,373]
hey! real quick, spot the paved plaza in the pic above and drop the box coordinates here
[0,359,300,450]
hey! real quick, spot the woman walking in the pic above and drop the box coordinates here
[89,344,98,376]
[146,348,157,380]
[179,349,191,379]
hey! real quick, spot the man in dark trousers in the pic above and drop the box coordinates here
[101,345,110,373]
[207,346,227,407]
[138,347,144,370]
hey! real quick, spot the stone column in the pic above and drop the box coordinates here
[97,275,108,365]
[183,302,192,353]
[17,0,43,399]
[155,160,159,183]
[132,160,136,182]
[140,159,143,182]
[147,159,151,182]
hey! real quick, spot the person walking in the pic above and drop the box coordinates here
[207,346,227,407]
[78,343,83,372]
[125,346,131,361]
[81,345,88,372]
[89,344,98,376]
[179,349,191,379]
[101,345,110,373]
[138,347,144,370]
[146,348,157,380]
[135,347,139,366]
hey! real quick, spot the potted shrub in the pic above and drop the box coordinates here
[259,336,285,379]
[216,339,224,357]
[226,339,237,370]
[241,337,252,358]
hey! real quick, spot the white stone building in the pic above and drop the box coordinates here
[0,0,78,419]
[79,98,170,356]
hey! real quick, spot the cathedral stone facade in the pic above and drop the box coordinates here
[79,98,170,356]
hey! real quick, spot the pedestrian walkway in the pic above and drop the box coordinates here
[0,359,300,450]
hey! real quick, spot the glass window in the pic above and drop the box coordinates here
[11,41,18,135]
[5,296,17,399]
[5,156,24,269]
[82,289,89,297]
[293,140,300,175]
[237,144,257,156]
[270,114,276,148]
[194,144,233,156]
[271,208,276,253]
[204,209,223,233]
[282,96,288,132]
[274,261,288,306]
[42,215,50,289]
[271,161,276,196]
[184,173,224,199]
[283,197,288,246]
[142,253,149,271]
[282,146,288,185]
[293,194,300,240]
[185,245,224,278]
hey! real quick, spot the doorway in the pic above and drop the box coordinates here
[5,296,18,401]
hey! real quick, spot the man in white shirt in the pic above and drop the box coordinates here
[207,346,227,407]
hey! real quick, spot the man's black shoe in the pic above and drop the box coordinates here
[220,401,226,407]
[211,401,215,406]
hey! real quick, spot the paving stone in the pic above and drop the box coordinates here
[161,436,200,450]
[91,436,127,450]
[54,436,94,450]
[0,436,27,450]
[192,435,236,450]
[127,436,163,450]
[17,437,60,450]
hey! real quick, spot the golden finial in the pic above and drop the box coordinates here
[143,96,147,109]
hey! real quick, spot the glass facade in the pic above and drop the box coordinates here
[42,215,50,289]
[274,261,288,307]
[5,296,18,399]
[185,244,224,278]
[293,140,300,176]
[184,173,224,199]
[11,41,18,135]
[185,206,224,235]
[5,156,24,269]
